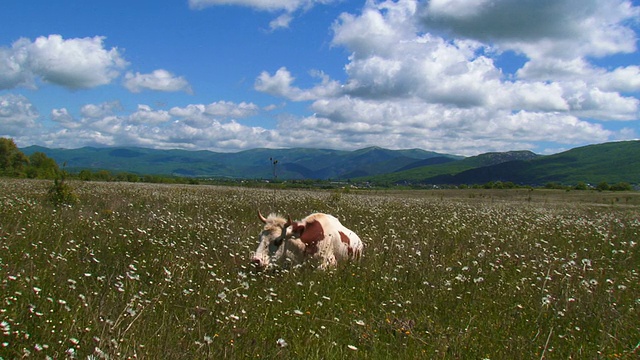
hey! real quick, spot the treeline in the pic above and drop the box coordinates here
[1,138,59,179]
[471,180,632,191]
[1,137,197,184]
[394,180,633,191]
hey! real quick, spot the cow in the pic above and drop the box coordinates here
[251,211,364,270]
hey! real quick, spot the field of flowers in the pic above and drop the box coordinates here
[1,179,638,359]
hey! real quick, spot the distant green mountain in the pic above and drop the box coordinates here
[366,150,539,183]
[21,141,639,185]
[365,141,639,186]
[20,145,456,180]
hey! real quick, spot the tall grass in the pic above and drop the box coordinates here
[1,179,638,359]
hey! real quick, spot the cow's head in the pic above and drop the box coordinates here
[251,211,293,270]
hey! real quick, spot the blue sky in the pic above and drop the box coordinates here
[1,0,639,156]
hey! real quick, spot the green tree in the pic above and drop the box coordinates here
[574,182,588,190]
[79,169,93,181]
[0,137,30,176]
[596,181,610,191]
[26,152,60,179]
[610,182,632,191]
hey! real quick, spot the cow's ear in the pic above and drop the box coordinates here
[290,223,304,235]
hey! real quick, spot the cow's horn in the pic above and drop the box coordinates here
[258,210,268,223]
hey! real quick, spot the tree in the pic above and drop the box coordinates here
[0,137,29,176]
[596,181,610,191]
[79,169,93,181]
[574,182,588,190]
[27,152,59,179]
[610,182,632,191]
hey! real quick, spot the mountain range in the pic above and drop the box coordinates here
[21,140,639,185]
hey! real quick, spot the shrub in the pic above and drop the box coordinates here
[47,170,78,206]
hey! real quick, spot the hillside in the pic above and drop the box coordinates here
[367,141,639,186]
[20,145,456,180]
[366,150,539,183]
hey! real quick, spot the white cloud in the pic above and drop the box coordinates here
[21,100,272,151]
[80,101,122,119]
[204,101,259,118]
[0,45,31,89]
[169,100,260,124]
[251,0,638,154]
[269,13,294,29]
[0,94,40,137]
[0,35,127,90]
[51,108,80,129]
[129,105,172,124]
[124,69,193,94]
[419,0,639,58]
[597,66,640,93]
[255,67,341,101]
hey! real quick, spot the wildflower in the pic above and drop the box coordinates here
[1,321,10,335]
[276,338,288,348]
[347,345,358,351]
[293,309,304,315]
[354,320,365,326]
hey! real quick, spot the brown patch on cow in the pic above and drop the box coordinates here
[298,220,324,245]
[339,231,350,245]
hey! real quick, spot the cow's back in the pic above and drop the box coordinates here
[304,213,363,262]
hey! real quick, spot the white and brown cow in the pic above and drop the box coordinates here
[251,211,363,270]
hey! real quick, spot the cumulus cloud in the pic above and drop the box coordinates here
[203,101,260,118]
[80,101,122,119]
[250,0,639,154]
[255,67,341,101]
[419,0,639,57]
[124,69,193,94]
[21,99,273,151]
[0,35,127,90]
[0,94,40,137]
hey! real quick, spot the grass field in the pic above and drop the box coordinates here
[1,179,638,359]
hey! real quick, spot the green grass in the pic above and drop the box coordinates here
[1,179,639,359]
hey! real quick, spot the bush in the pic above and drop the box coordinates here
[47,171,78,206]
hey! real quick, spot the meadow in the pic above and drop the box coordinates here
[1,179,638,359]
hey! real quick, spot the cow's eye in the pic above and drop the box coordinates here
[273,238,283,247]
